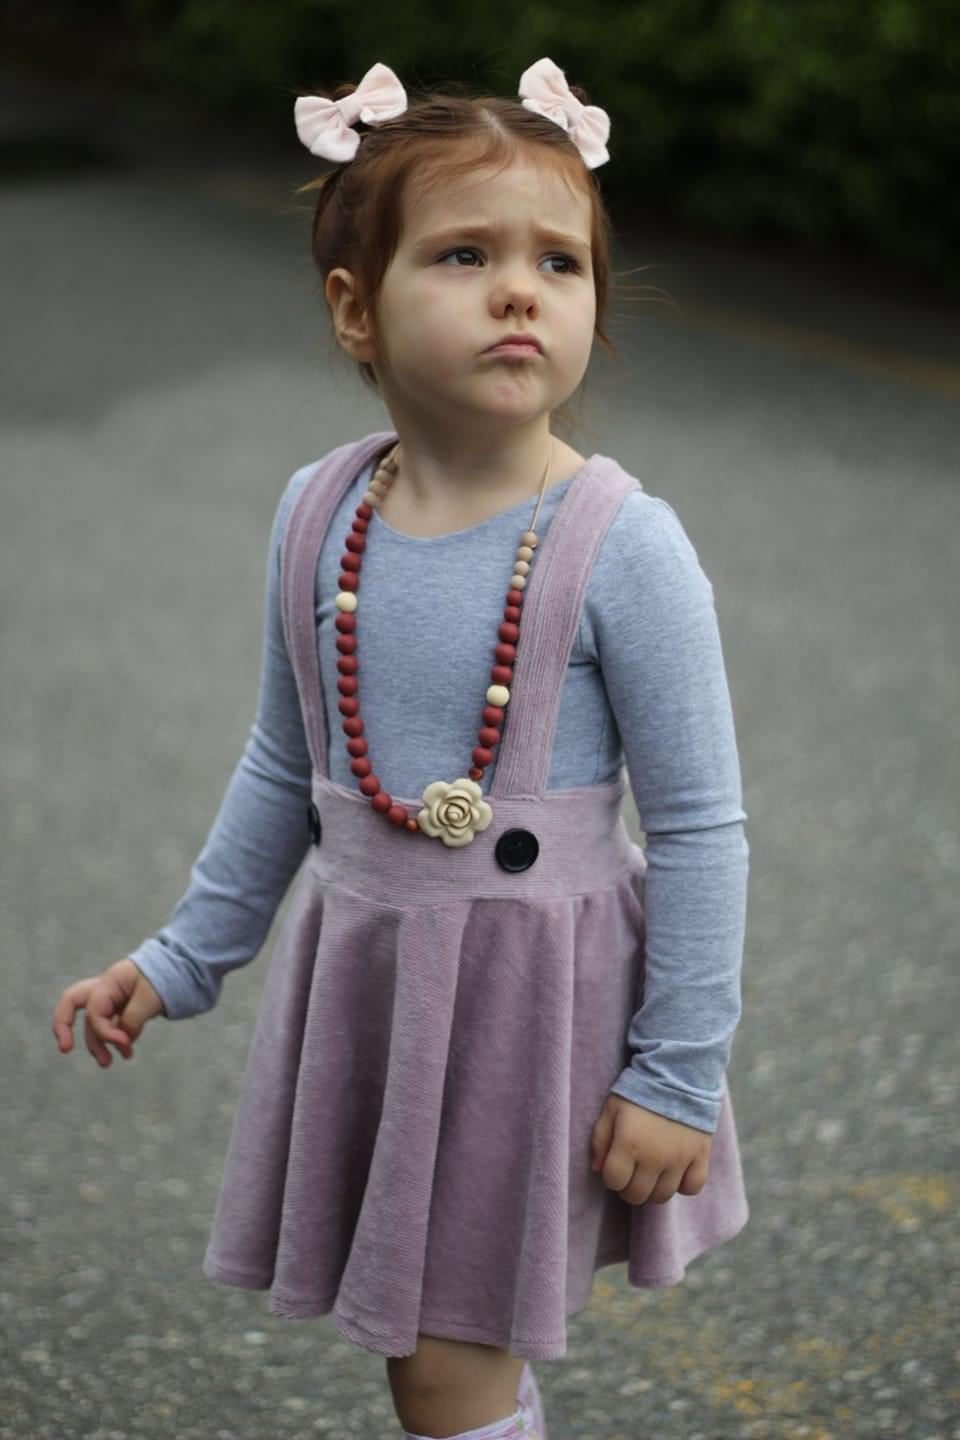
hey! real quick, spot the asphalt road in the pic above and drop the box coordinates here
[2,73,959,1440]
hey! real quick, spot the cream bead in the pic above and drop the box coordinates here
[487,683,510,706]
[517,545,534,561]
[362,489,380,506]
[335,591,358,613]
[521,531,538,547]
[510,574,527,590]
[513,559,530,576]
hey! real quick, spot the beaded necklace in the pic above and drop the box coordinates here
[333,440,554,846]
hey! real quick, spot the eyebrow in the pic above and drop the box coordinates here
[414,223,592,255]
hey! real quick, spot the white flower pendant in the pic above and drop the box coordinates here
[418,777,493,847]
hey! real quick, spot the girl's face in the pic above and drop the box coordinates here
[366,158,597,435]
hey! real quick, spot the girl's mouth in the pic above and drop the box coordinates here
[486,343,542,358]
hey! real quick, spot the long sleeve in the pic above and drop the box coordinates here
[128,470,314,1020]
[584,493,749,1134]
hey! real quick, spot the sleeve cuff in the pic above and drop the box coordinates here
[608,1064,724,1135]
[127,940,221,1022]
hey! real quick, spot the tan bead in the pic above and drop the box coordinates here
[487,683,510,706]
[521,531,538,548]
[513,559,530,576]
[510,574,527,590]
[517,545,534,561]
[362,489,380,507]
[335,591,359,613]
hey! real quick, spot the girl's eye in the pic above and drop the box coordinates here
[547,253,583,275]
[438,248,482,268]
[437,247,582,275]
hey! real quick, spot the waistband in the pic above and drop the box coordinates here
[305,772,645,905]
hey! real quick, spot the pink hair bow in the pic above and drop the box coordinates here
[518,57,611,169]
[294,61,408,163]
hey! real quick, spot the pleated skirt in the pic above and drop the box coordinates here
[201,772,749,1359]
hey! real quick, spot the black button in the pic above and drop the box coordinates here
[307,801,322,845]
[495,828,539,873]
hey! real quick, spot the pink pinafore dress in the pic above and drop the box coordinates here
[201,430,749,1360]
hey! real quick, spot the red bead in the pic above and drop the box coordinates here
[371,791,392,812]
[478,726,500,747]
[337,676,358,696]
[498,622,519,643]
[473,746,493,767]
[507,589,524,606]
[345,533,366,554]
[341,553,361,573]
[339,697,359,717]
[339,572,359,591]
[336,633,357,654]
[343,716,364,736]
[346,736,368,757]
[351,757,372,777]
[483,705,504,725]
[352,518,369,532]
[336,613,356,633]
[359,774,381,796]
[469,766,484,781]
[491,664,513,684]
[504,605,521,622]
[337,655,358,674]
[387,805,409,826]
[495,642,516,664]
[356,502,373,520]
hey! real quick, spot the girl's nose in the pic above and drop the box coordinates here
[491,280,539,316]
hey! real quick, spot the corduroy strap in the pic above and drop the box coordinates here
[280,430,397,777]
[489,453,639,796]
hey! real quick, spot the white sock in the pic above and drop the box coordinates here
[403,1398,539,1438]
[517,1362,546,1437]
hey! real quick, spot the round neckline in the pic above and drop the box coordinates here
[361,457,591,543]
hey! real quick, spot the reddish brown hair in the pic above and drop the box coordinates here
[294,78,633,444]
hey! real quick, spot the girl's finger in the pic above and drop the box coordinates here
[88,984,135,1054]
[51,978,97,1049]
[84,1013,113,1067]
[98,1017,133,1051]
[106,1016,135,1057]
[52,1017,73,1051]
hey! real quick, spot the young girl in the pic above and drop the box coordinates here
[52,57,750,1440]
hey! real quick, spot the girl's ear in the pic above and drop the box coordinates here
[324,267,379,362]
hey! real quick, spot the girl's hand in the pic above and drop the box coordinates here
[590,1093,712,1206]
[52,958,166,1068]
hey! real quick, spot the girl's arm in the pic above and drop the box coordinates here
[126,465,317,1020]
[586,489,749,1135]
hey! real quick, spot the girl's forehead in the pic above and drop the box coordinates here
[403,162,591,239]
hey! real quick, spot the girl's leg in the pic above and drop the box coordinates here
[386,1334,530,1438]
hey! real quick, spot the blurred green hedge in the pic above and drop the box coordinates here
[6,0,959,291]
